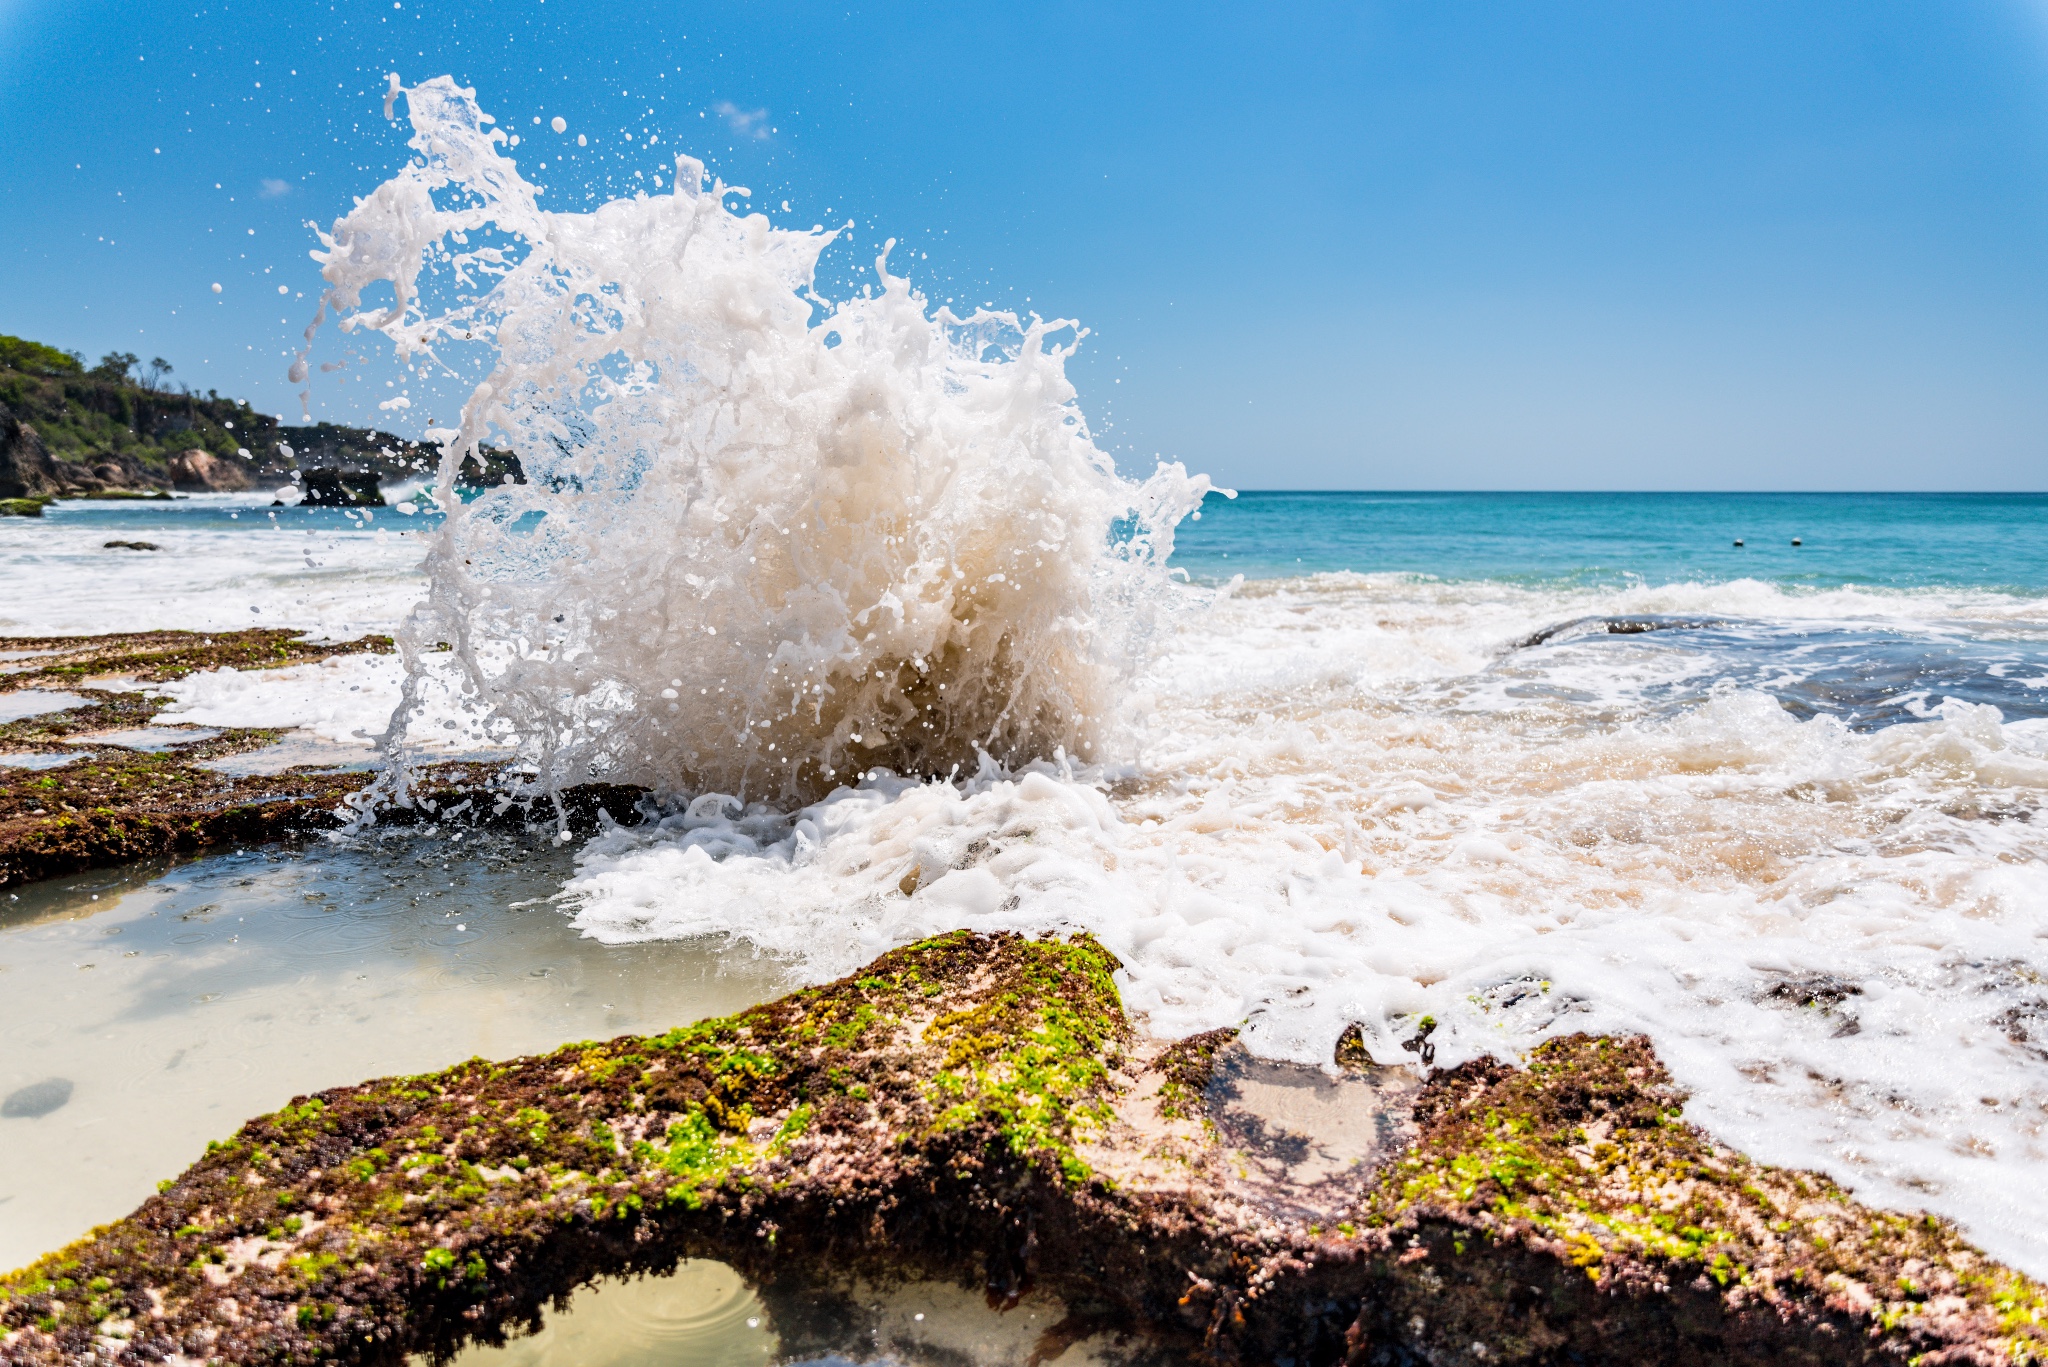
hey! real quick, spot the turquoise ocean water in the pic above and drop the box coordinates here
[1170,491,2048,731]
[8,489,2048,1277]
[1172,490,2048,592]
[18,489,2048,732]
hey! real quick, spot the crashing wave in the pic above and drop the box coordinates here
[313,76,1212,807]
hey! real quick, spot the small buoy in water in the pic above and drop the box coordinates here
[1791,537,1802,546]
[1733,539,1744,547]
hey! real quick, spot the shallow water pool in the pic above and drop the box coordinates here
[0,830,791,1272]
[436,1261,1147,1367]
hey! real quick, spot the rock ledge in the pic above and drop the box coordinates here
[2,932,2043,1365]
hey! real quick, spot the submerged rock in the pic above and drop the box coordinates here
[2,931,2041,1365]
[0,1079,72,1120]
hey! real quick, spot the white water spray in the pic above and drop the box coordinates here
[313,77,1211,805]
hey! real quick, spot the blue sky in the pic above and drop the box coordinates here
[2,0,2046,490]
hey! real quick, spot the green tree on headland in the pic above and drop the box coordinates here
[92,351,139,383]
[0,335,84,378]
[0,329,514,494]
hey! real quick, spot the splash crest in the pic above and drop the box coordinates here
[314,76,1210,805]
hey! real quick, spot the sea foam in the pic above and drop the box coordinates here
[314,76,1209,807]
[304,78,2048,1277]
[564,575,2048,1274]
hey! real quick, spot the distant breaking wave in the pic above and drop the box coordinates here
[313,75,1211,806]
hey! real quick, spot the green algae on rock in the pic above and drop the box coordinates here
[4,930,2044,1366]
[0,726,635,888]
[0,931,1128,1364]
[0,726,367,888]
[0,631,393,887]
[0,629,394,692]
[1343,1036,2048,1364]
[0,630,645,886]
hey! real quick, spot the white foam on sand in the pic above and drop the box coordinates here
[151,652,495,754]
[0,495,425,637]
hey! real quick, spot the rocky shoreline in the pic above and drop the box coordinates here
[1,633,2045,1365]
[0,630,633,888]
[1,930,2043,1365]
[1,337,524,511]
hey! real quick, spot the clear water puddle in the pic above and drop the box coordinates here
[0,689,90,723]
[0,831,791,1273]
[437,1262,1148,1367]
[0,836,1155,1364]
[0,752,87,770]
[62,726,222,753]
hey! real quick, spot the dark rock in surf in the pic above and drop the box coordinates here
[1512,614,1728,650]
[4,931,2042,1366]
[298,467,384,507]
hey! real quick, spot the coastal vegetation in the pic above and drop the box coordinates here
[0,333,520,502]
[0,337,281,476]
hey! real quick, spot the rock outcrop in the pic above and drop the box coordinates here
[3,931,2042,1366]
[0,630,394,886]
[0,415,176,498]
[0,628,647,889]
[166,448,253,492]
[0,403,61,501]
[65,451,167,495]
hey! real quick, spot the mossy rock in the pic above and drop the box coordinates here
[0,628,394,690]
[1,931,2042,1365]
[0,631,645,887]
